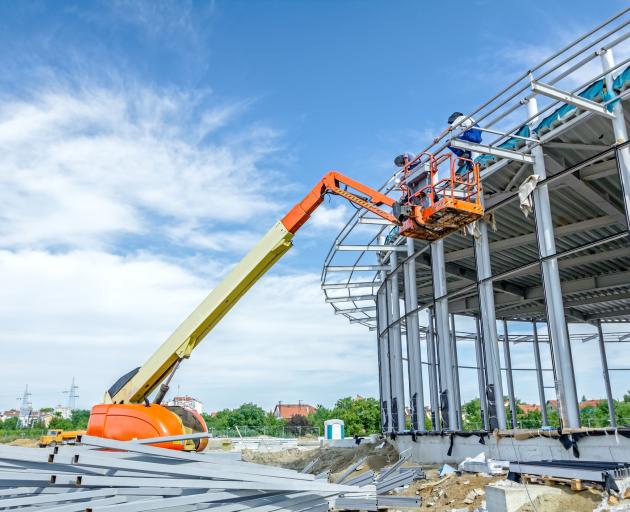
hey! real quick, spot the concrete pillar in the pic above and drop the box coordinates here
[426,308,441,431]
[532,321,548,427]
[450,314,462,430]
[431,240,457,430]
[387,251,406,432]
[596,320,617,428]
[502,319,517,429]
[601,48,630,230]
[474,316,489,430]
[527,97,580,428]
[403,238,425,431]
[474,219,507,430]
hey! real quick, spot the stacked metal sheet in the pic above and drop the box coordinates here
[332,455,425,510]
[0,435,373,511]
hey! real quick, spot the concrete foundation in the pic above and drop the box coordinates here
[395,432,630,465]
[485,482,563,512]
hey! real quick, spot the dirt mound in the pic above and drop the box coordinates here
[516,489,602,512]
[8,438,40,448]
[242,441,399,475]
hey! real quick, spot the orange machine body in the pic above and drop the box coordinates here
[87,403,208,451]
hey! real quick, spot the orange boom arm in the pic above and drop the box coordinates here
[281,171,398,234]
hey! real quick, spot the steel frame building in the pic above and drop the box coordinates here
[321,9,630,435]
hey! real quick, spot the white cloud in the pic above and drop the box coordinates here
[0,85,284,251]
[0,250,375,411]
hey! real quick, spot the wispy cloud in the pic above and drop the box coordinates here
[0,83,285,252]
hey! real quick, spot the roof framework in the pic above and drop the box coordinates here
[321,8,630,434]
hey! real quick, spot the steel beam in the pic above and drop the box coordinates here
[532,322,549,427]
[531,80,615,119]
[527,96,580,428]
[325,295,375,303]
[448,139,534,164]
[431,241,457,430]
[387,251,406,432]
[601,48,630,232]
[359,217,394,225]
[404,238,425,431]
[327,265,389,272]
[474,218,507,430]
[336,245,407,252]
[597,320,617,428]
[502,320,517,429]
[335,306,377,315]
[322,281,381,290]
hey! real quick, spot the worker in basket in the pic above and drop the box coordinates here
[394,152,438,209]
[434,111,482,171]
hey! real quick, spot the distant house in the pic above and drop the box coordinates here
[273,402,316,419]
[30,410,55,427]
[547,399,605,411]
[518,403,542,414]
[0,409,19,422]
[167,396,203,414]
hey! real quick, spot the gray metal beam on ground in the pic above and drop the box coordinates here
[532,322,549,426]
[502,320,517,429]
[597,320,617,428]
[474,219,507,430]
[431,241,457,430]
[449,314,462,430]
[387,251,406,432]
[528,96,580,428]
[474,316,489,430]
[404,238,425,431]
[601,48,630,231]
[426,308,440,431]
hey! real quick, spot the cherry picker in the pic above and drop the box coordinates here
[87,155,482,450]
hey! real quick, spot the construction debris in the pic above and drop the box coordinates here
[458,452,509,475]
[0,436,373,511]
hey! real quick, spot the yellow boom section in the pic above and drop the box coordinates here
[106,221,294,404]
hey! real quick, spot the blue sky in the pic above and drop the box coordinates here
[0,0,628,414]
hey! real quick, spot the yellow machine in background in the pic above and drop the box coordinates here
[38,429,86,447]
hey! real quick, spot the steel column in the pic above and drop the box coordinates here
[449,314,462,430]
[601,48,630,229]
[387,251,406,431]
[377,238,392,433]
[474,316,489,430]
[474,219,507,430]
[596,320,617,428]
[502,319,517,429]
[404,238,425,431]
[532,321,548,427]
[528,97,580,428]
[431,240,456,430]
[426,308,440,431]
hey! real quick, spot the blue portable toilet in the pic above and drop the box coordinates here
[324,419,344,440]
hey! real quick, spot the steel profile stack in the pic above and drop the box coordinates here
[0,435,373,511]
[331,455,426,510]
